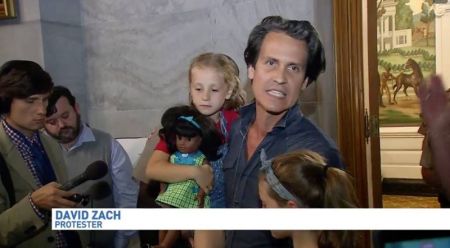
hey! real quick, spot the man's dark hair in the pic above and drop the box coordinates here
[244,16,326,86]
[0,60,54,114]
[46,85,76,117]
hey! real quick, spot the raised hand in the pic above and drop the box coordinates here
[419,75,450,198]
[419,76,448,127]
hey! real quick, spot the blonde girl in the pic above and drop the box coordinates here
[147,52,245,204]
[146,53,245,247]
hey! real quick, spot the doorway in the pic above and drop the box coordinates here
[333,0,382,209]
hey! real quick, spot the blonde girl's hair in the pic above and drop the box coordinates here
[189,53,246,110]
[261,150,361,248]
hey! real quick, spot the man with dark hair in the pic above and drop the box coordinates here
[223,16,344,247]
[44,86,138,248]
[0,60,81,247]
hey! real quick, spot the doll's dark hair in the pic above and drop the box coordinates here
[159,105,222,161]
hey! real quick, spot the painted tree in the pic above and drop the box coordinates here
[377,0,386,19]
[420,0,435,47]
[395,0,413,30]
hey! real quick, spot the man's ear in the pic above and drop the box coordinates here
[74,103,81,114]
[301,77,310,90]
[248,65,255,82]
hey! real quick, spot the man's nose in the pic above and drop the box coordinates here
[36,101,46,115]
[273,67,287,85]
[56,118,66,129]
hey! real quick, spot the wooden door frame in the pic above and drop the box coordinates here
[333,0,382,209]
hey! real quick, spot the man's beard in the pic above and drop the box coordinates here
[53,114,81,144]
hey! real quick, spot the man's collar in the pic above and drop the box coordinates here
[239,102,257,126]
[64,123,95,151]
[1,118,40,143]
[274,104,302,129]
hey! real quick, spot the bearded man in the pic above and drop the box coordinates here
[44,86,138,248]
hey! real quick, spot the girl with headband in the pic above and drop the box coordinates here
[258,149,360,248]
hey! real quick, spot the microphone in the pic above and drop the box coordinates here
[68,181,112,206]
[60,160,108,191]
[85,181,112,201]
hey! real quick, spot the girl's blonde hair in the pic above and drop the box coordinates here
[189,53,246,110]
[261,150,360,248]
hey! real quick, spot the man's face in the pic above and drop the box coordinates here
[249,31,309,116]
[44,96,80,144]
[6,93,50,137]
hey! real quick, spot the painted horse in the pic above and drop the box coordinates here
[392,58,423,104]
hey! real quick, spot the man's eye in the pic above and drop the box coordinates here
[266,60,275,66]
[46,120,56,125]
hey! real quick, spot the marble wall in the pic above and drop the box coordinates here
[0,0,44,67]
[40,0,87,120]
[1,0,337,141]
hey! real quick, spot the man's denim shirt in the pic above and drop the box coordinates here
[223,102,344,248]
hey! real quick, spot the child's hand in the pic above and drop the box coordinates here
[147,128,158,140]
[194,164,214,193]
[196,189,206,208]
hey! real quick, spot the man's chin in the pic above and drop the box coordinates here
[58,136,76,144]
[59,139,72,144]
[50,134,75,144]
[266,108,288,116]
[256,102,290,116]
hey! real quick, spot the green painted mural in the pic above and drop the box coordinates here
[377,0,436,126]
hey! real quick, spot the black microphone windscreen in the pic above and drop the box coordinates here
[85,181,111,201]
[85,160,108,180]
